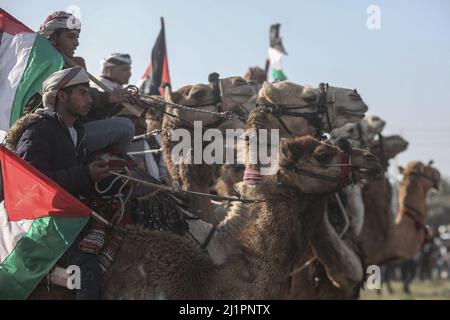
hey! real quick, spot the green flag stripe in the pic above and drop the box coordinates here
[0,216,89,300]
[9,34,64,127]
[272,69,287,81]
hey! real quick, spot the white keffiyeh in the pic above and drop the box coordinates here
[42,67,90,111]
[39,11,81,38]
[101,53,132,71]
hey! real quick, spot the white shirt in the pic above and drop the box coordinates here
[68,127,77,147]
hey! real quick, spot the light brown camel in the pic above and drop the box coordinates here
[282,134,408,299]
[161,78,369,223]
[160,84,224,224]
[101,136,379,299]
[159,76,262,224]
[216,81,370,196]
[361,161,440,265]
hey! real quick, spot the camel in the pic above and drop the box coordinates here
[330,115,386,148]
[161,78,369,223]
[281,124,407,300]
[101,135,380,299]
[361,160,441,265]
[215,81,370,195]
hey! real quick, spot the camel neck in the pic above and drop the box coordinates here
[386,177,429,262]
[237,190,321,298]
[398,178,427,220]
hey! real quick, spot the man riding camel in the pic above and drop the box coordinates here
[11,67,110,299]
[96,52,167,182]
[26,11,137,155]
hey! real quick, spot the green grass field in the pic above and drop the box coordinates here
[360,279,450,300]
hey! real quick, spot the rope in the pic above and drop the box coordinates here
[127,148,163,156]
[93,171,134,226]
[94,176,123,194]
[139,94,242,121]
[132,129,166,141]
[108,171,265,204]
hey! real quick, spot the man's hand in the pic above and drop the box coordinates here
[88,160,111,182]
[107,89,139,104]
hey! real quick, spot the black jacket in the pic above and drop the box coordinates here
[15,111,91,196]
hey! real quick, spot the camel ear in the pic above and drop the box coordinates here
[398,166,404,175]
[262,81,279,104]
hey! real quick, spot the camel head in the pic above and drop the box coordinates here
[330,115,386,148]
[164,84,221,127]
[278,136,380,193]
[331,87,369,128]
[256,81,368,137]
[370,134,409,160]
[399,161,441,191]
[208,73,261,114]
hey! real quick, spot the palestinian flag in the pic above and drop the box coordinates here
[0,9,64,131]
[268,23,288,82]
[138,17,171,96]
[0,145,92,300]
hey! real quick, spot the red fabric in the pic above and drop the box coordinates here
[159,54,171,96]
[0,9,32,35]
[0,145,91,221]
[140,63,152,80]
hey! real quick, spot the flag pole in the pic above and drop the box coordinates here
[90,211,112,227]
[61,54,145,117]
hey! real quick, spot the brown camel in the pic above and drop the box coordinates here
[161,78,369,222]
[362,161,440,265]
[216,80,370,196]
[101,136,379,299]
[281,128,407,299]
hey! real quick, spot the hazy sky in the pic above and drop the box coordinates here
[2,0,450,178]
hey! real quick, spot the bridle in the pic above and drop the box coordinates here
[409,170,439,187]
[208,72,251,122]
[277,145,355,187]
[376,133,388,172]
[255,83,335,140]
[399,205,432,247]
[399,168,439,246]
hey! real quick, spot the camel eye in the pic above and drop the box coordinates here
[314,152,333,163]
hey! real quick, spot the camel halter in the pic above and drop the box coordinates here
[399,205,432,247]
[278,149,353,187]
[256,83,335,141]
[127,85,244,130]
[410,170,439,188]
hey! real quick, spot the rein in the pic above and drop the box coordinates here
[255,83,335,140]
[399,205,431,247]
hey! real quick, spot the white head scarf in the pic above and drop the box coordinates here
[101,53,132,73]
[39,11,81,38]
[42,67,90,111]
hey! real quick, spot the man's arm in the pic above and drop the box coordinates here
[16,126,92,195]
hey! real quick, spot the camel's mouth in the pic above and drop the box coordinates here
[334,108,367,127]
[353,162,381,181]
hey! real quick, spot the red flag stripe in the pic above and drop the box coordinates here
[0,145,92,221]
[0,9,32,35]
